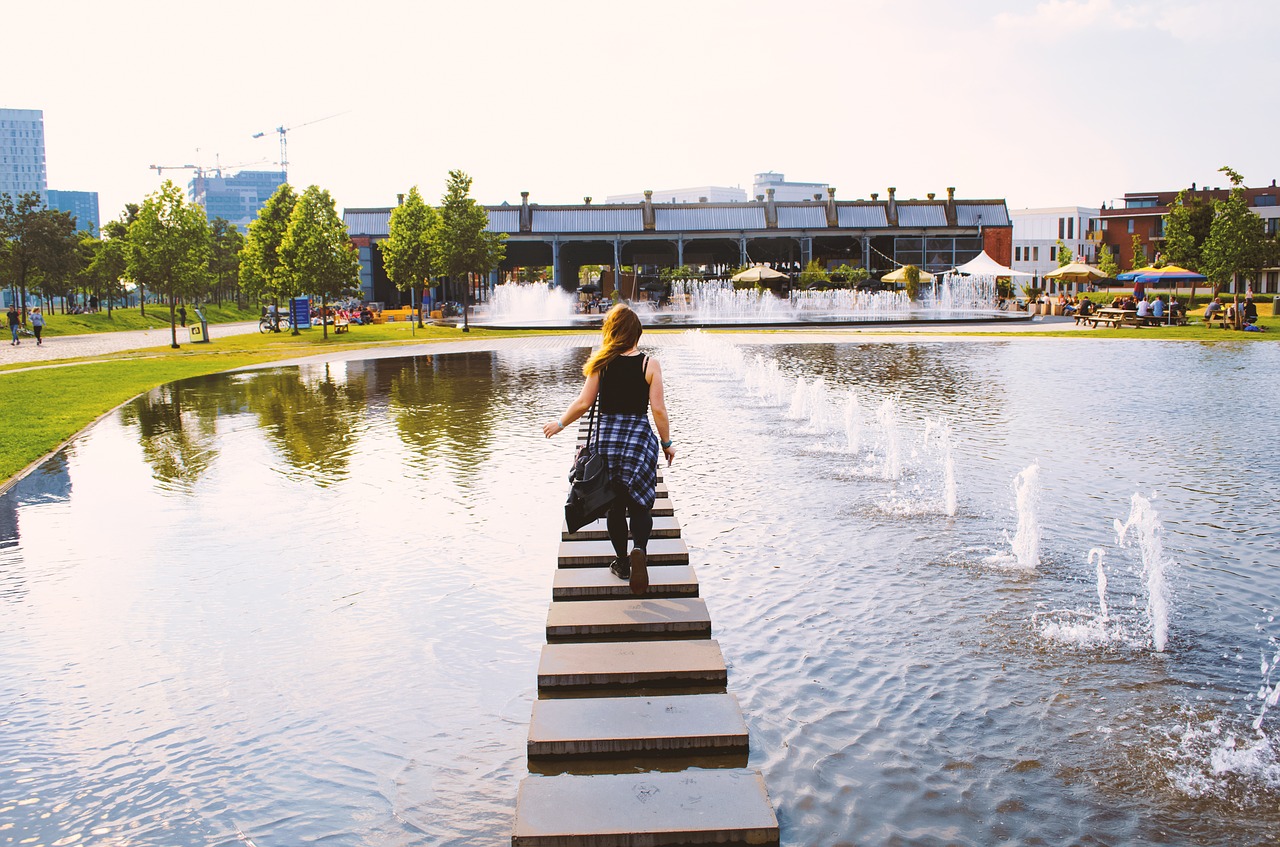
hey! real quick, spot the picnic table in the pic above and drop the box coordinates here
[1085,307,1137,328]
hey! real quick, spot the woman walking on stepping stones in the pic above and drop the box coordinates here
[544,303,676,594]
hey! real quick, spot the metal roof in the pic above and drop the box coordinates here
[654,206,765,231]
[775,206,828,229]
[896,204,948,227]
[956,203,1010,227]
[532,208,643,233]
[343,209,391,236]
[837,205,889,228]
[486,208,520,233]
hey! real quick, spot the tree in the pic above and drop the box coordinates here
[279,185,360,341]
[381,186,440,327]
[1162,190,1214,303]
[1097,243,1120,280]
[1129,234,1147,270]
[92,205,138,317]
[208,218,244,307]
[432,170,507,330]
[1202,166,1267,306]
[127,180,212,348]
[903,264,922,300]
[799,259,830,289]
[239,183,298,309]
[0,192,79,321]
[1056,240,1073,267]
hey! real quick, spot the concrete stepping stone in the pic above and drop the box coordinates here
[512,768,779,846]
[538,640,727,692]
[546,597,711,642]
[528,693,748,760]
[552,565,698,601]
[558,537,689,568]
[562,514,682,541]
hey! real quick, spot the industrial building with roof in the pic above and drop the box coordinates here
[344,186,1011,307]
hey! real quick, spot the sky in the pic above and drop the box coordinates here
[7,0,1279,224]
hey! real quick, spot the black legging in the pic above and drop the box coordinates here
[606,489,652,562]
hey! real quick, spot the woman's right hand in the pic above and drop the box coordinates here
[542,420,564,439]
[663,444,676,466]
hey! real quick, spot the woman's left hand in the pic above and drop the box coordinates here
[542,420,564,439]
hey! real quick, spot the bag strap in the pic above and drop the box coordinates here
[585,389,601,446]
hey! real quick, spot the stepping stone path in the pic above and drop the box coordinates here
[512,420,779,846]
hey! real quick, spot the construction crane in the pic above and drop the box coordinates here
[148,156,271,181]
[251,112,347,182]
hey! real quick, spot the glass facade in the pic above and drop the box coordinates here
[190,170,287,229]
[46,190,100,235]
[0,108,47,200]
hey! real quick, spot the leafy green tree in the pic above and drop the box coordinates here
[208,218,244,307]
[1202,166,1267,304]
[831,264,869,287]
[1129,234,1147,270]
[432,170,507,330]
[92,205,138,316]
[127,180,212,348]
[0,192,79,321]
[381,186,440,327]
[239,183,297,308]
[1056,240,1073,266]
[1097,243,1120,279]
[279,185,360,340]
[902,264,922,300]
[799,259,831,289]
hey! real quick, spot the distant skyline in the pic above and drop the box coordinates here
[8,0,1279,226]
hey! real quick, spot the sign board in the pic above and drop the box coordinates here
[188,323,208,343]
[290,297,311,330]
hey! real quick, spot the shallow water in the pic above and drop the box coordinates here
[2,338,1278,846]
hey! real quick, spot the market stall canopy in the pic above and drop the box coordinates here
[731,265,790,283]
[1043,262,1108,283]
[952,251,1033,277]
[881,266,936,283]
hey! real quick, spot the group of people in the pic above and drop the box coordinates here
[1204,296,1264,330]
[1099,293,1186,321]
[7,304,45,346]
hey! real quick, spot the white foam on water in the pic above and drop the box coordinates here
[1007,461,1042,570]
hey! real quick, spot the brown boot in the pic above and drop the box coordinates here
[629,548,648,596]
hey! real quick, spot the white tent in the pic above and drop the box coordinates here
[952,251,1033,277]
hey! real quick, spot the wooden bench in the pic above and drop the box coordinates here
[334,319,350,334]
[1204,313,1230,329]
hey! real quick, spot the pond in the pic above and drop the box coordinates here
[1,335,1278,846]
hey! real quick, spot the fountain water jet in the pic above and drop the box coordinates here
[1115,493,1174,652]
[1008,462,1042,569]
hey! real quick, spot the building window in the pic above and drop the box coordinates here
[1058,218,1065,239]
[1255,194,1277,207]
[1033,246,1040,261]
[1068,218,1074,239]
[1127,219,1135,234]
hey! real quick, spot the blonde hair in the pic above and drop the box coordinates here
[583,303,642,376]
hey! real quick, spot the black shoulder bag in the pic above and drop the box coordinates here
[564,391,616,533]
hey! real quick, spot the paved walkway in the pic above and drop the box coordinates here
[2,321,261,366]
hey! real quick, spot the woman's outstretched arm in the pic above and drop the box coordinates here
[543,372,601,438]
[648,359,676,465]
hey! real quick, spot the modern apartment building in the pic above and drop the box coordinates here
[752,171,829,202]
[46,189,100,235]
[0,107,47,201]
[1011,206,1101,288]
[190,169,287,230]
[1097,182,1280,293]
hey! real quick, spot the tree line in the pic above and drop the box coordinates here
[1,168,503,346]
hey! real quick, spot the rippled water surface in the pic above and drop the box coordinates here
[2,337,1278,846]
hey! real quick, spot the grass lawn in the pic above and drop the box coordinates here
[0,322,570,486]
[35,303,262,336]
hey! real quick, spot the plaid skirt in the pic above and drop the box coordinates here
[595,413,659,508]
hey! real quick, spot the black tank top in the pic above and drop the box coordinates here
[598,354,649,415]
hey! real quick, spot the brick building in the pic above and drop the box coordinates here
[1097,181,1280,293]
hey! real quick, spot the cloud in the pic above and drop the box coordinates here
[994,0,1151,35]
[993,0,1276,41]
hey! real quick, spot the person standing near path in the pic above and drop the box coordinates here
[179,305,187,327]
[29,307,45,346]
[7,304,20,345]
[543,304,676,595]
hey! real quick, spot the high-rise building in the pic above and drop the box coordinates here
[0,108,48,201]
[753,172,829,202]
[46,189,100,235]
[190,169,287,230]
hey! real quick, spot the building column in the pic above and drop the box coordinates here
[862,236,871,270]
[800,236,812,269]
[552,239,563,289]
[739,235,748,267]
[613,239,622,275]
[677,235,685,268]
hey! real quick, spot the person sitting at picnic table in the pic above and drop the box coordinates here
[1204,297,1223,321]
[1169,297,1185,319]
[1121,295,1137,311]
[1151,296,1166,319]
[1136,297,1152,318]
[1244,297,1258,325]
[1077,298,1095,318]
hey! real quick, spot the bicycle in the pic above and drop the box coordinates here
[258,314,293,333]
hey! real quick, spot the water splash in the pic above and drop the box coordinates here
[1090,547,1109,621]
[1115,493,1173,652]
[876,397,902,480]
[1008,462,1042,569]
[938,421,957,517]
[843,390,862,455]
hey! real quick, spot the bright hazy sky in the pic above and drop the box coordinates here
[9,0,1279,224]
